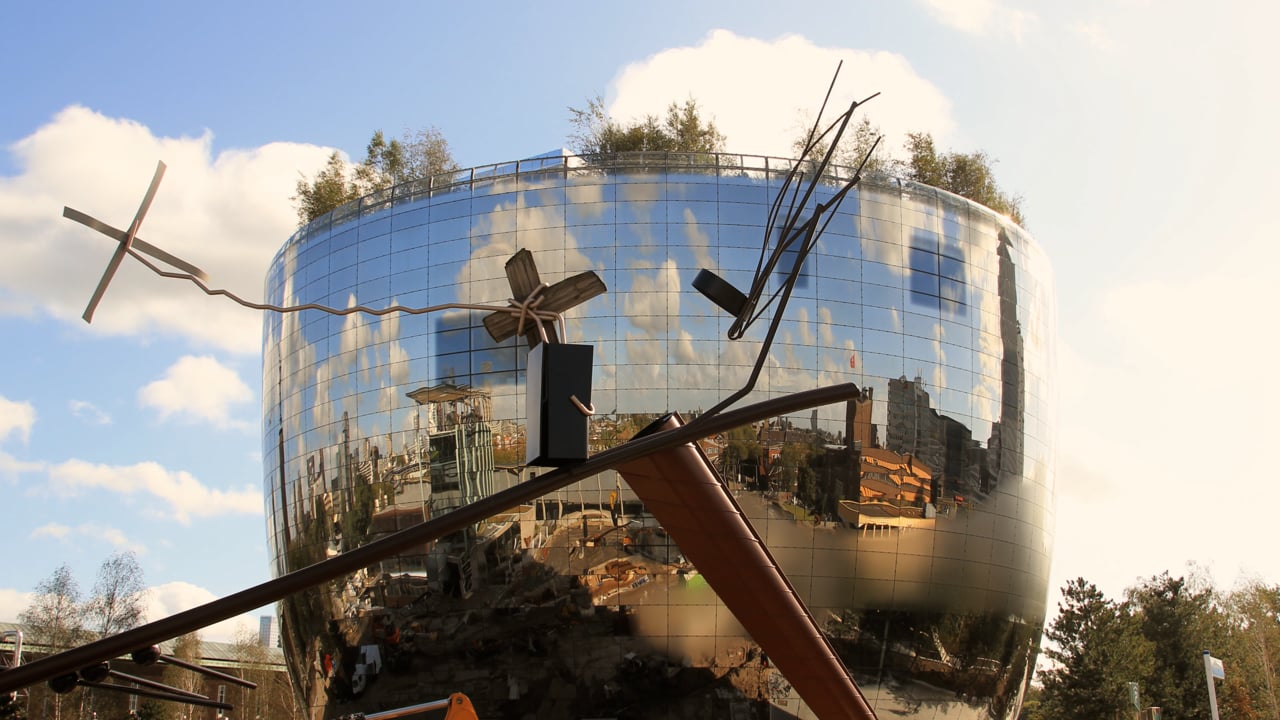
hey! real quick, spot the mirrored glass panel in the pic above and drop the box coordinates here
[263,154,1056,720]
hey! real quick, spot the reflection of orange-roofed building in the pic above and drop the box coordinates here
[837,447,937,530]
[859,447,932,505]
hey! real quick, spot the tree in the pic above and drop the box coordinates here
[1226,581,1280,719]
[902,132,1026,226]
[568,96,726,156]
[230,627,296,720]
[1037,578,1154,720]
[787,120,1026,224]
[294,127,458,225]
[160,631,204,719]
[1126,572,1226,720]
[19,565,85,720]
[86,551,146,637]
[792,115,893,177]
[293,151,359,225]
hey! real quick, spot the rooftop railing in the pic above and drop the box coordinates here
[286,150,1019,253]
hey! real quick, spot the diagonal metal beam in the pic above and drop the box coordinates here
[79,680,233,711]
[80,161,167,322]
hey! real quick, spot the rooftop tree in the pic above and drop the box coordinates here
[294,127,458,225]
[568,97,726,155]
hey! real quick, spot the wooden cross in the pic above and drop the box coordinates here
[482,249,606,348]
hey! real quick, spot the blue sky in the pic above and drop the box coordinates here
[1,0,1277,641]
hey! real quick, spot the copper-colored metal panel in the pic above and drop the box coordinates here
[615,413,877,720]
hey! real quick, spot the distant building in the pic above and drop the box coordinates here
[258,614,278,648]
[262,152,1056,719]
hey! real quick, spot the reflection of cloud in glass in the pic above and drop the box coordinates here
[458,180,599,311]
[682,208,716,271]
[817,306,836,347]
[672,329,699,365]
[623,260,681,335]
[261,163,1056,720]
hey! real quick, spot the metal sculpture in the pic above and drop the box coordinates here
[24,65,888,719]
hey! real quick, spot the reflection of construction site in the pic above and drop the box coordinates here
[298,498,797,719]
[286,387,1034,719]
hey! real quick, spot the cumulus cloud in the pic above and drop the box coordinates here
[138,355,254,431]
[70,399,112,425]
[47,458,261,524]
[0,106,334,353]
[0,450,43,481]
[0,395,36,444]
[30,522,71,540]
[607,29,954,159]
[30,522,147,554]
[0,588,33,623]
[920,0,1038,42]
[144,581,263,643]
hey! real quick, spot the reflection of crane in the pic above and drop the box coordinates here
[337,692,478,720]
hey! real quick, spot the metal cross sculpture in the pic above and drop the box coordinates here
[483,249,606,466]
[62,161,209,322]
[482,248,606,347]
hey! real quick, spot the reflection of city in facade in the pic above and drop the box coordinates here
[261,153,1056,719]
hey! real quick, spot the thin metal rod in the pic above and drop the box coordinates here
[0,383,859,694]
[361,697,451,719]
[106,667,209,699]
[705,216,820,418]
[126,247,566,330]
[78,680,233,711]
[159,654,256,688]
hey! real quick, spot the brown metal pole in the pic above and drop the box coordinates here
[0,383,859,693]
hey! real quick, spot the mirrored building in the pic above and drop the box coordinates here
[261,152,1056,719]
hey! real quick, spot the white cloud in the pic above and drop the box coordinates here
[607,29,954,160]
[0,395,35,444]
[30,522,71,540]
[0,106,334,353]
[1049,231,1280,600]
[83,524,149,554]
[0,449,43,481]
[138,355,254,431]
[69,399,112,426]
[1070,22,1115,50]
[921,0,1038,42]
[144,581,263,643]
[29,522,147,554]
[0,588,33,623]
[47,458,261,525]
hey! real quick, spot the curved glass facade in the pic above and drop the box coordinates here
[262,153,1056,720]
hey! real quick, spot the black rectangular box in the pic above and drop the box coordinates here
[525,343,593,467]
